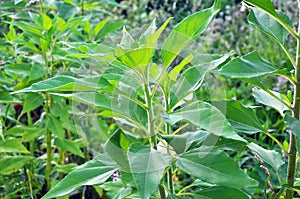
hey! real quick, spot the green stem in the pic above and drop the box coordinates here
[158,184,166,199]
[144,83,156,147]
[81,0,84,16]
[45,93,52,192]
[285,2,300,198]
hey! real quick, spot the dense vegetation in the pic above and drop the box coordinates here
[0,0,300,198]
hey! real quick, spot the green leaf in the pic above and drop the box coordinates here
[53,92,147,134]
[244,0,295,37]
[194,186,251,199]
[128,143,173,199]
[96,21,123,40]
[46,115,63,139]
[0,91,22,104]
[53,163,77,174]
[218,52,276,78]
[160,131,209,154]
[161,0,221,67]
[284,115,300,147]
[54,138,84,158]
[94,19,108,37]
[248,142,284,171]
[213,100,264,134]
[248,7,292,46]
[164,101,245,142]
[104,129,137,171]
[0,137,29,153]
[176,147,257,188]
[41,13,52,31]
[170,53,230,108]
[14,75,111,93]
[21,93,43,115]
[41,154,118,199]
[0,156,33,175]
[100,181,132,199]
[253,87,290,115]
[169,54,194,81]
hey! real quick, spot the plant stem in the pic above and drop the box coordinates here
[144,83,156,147]
[158,184,166,199]
[286,2,300,198]
[45,93,52,191]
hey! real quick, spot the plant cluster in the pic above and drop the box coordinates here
[1,0,300,199]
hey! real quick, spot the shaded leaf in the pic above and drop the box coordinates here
[213,100,264,134]
[253,87,290,115]
[248,142,284,171]
[21,93,43,115]
[176,147,257,188]
[54,138,84,158]
[128,143,173,199]
[194,186,251,199]
[248,7,292,46]
[218,52,276,78]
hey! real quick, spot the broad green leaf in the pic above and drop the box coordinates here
[253,87,290,115]
[94,19,108,37]
[41,13,52,31]
[244,0,295,37]
[46,115,63,139]
[161,0,221,67]
[213,100,264,134]
[169,53,230,108]
[128,143,173,199]
[0,137,29,153]
[248,142,284,171]
[104,129,137,171]
[21,93,43,115]
[96,21,123,40]
[0,156,33,175]
[169,54,194,81]
[115,47,153,72]
[176,147,257,188]
[100,181,132,199]
[14,75,111,93]
[160,131,209,154]
[5,63,31,76]
[41,154,118,199]
[53,163,77,174]
[248,7,292,47]
[28,64,46,82]
[284,115,300,148]
[53,92,147,133]
[140,17,172,48]
[54,138,84,158]
[6,126,44,141]
[218,52,276,78]
[0,91,22,104]
[164,101,245,142]
[194,186,250,199]
[83,20,91,36]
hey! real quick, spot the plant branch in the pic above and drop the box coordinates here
[285,2,300,198]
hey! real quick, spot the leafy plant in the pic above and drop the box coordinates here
[217,0,300,198]
[11,0,261,198]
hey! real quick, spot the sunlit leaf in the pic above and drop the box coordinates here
[0,156,33,175]
[161,0,221,67]
[0,137,29,153]
[41,154,118,199]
